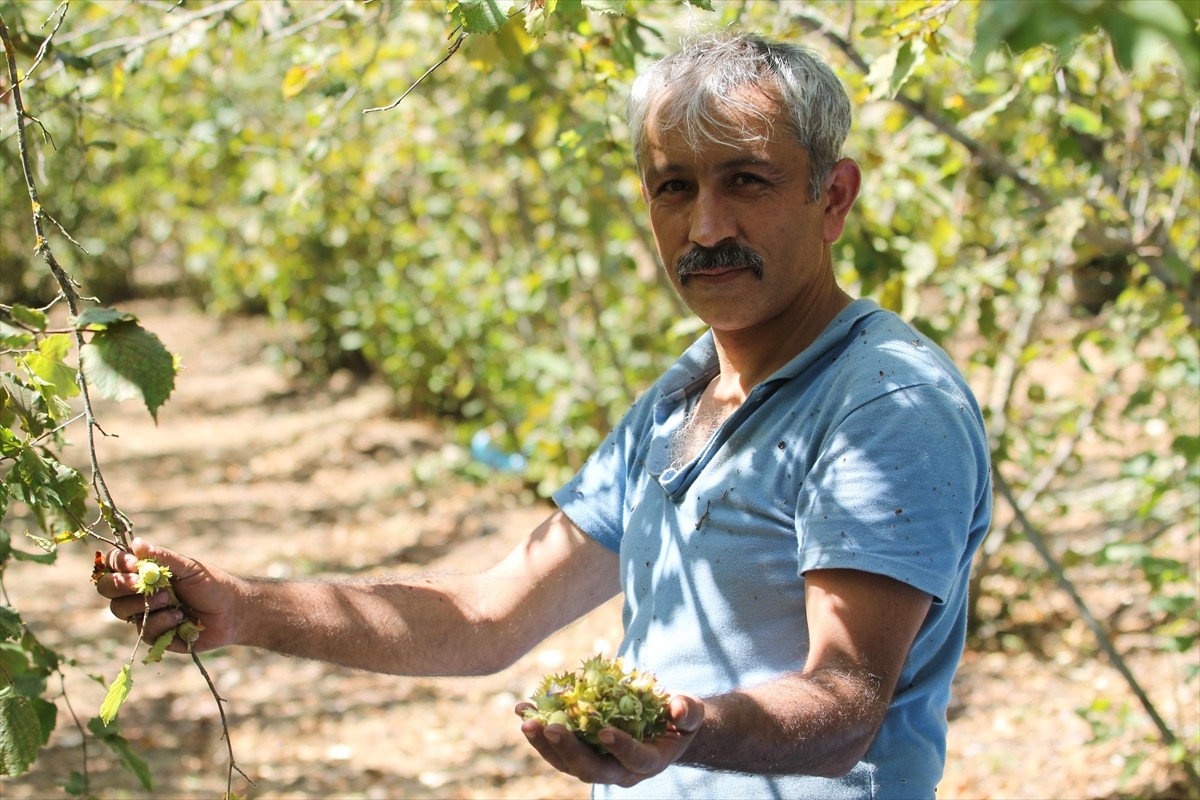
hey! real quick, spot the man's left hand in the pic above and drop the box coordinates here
[516,694,704,787]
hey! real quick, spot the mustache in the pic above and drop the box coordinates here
[675,242,765,285]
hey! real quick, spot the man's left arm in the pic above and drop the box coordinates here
[518,567,931,785]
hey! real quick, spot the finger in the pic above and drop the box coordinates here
[95,569,145,599]
[109,589,175,622]
[541,726,633,785]
[104,547,141,574]
[668,694,705,735]
[519,719,570,775]
[125,607,185,642]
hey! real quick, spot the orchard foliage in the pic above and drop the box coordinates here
[0,0,1197,794]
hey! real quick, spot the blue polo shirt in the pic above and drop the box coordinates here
[553,299,992,799]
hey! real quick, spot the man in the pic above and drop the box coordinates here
[98,31,991,799]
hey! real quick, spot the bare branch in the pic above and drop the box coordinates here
[362,29,467,114]
[267,0,345,42]
[77,0,245,60]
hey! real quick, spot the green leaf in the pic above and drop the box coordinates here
[87,716,152,790]
[0,687,42,777]
[582,0,628,14]
[1172,434,1200,465]
[63,770,88,796]
[1062,103,1103,135]
[80,322,176,422]
[8,305,47,333]
[889,38,925,99]
[71,307,137,331]
[457,0,517,34]
[29,696,56,749]
[98,665,132,725]
[0,321,34,350]
[20,334,80,405]
[0,606,21,641]
[141,630,175,665]
[1,374,50,438]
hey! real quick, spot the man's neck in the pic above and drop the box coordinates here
[708,284,853,407]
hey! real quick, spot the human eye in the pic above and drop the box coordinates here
[730,172,767,188]
[654,178,691,196]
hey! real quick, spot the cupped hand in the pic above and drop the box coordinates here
[95,538,240,653]
[515,694,704,788]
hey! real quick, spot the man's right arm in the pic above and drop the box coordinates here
[97,509,620,677]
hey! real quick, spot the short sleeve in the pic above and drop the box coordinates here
[552,402,646,554]
[795,383,989,604]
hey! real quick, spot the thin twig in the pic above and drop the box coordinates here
[190,647,255,799]
[57,669,91,796]
[0,13,133,549]
[362,29,467,114]
[77,0,244,59]
[266,0,344,42]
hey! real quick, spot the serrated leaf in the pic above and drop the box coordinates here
[0,687,42,777]
[99,665,132,725]
[9,305,47,332]
[1,373,50,437]
[80,323,175,422]
[21,334,80,405]
[141,630,175,665]
[0,606,22,640]
[458,0,517,33]
[72,307,137,331]
[0,320,34,350]
[25,533,56,554]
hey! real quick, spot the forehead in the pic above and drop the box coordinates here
[640,83,789,168]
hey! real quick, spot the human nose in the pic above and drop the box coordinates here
[689,188,735,248]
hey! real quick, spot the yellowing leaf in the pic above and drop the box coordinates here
[99,665,132,725]
[141,630,175,665]
[282,65,313,99]
[20,334,79,401]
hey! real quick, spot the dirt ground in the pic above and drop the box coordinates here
[2,301,1196,799]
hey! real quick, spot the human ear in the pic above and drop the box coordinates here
[822,158,861,243]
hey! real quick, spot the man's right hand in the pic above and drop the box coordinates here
[95,538,241,653]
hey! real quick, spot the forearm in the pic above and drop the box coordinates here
[682,669,888,778]
[234,572,510,676]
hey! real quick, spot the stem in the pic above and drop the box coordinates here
[189,647,254,799]
[57,668,91,796]
[0,13,132,549]
[362,29,466,114]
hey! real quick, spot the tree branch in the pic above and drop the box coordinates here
[0,12,132,549]
[362,29,467,114]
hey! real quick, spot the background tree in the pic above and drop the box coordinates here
[2,0,1196,795]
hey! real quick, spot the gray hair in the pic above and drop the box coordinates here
[628,31,852,200]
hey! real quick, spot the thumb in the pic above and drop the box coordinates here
[668,694,705,736]
[130,538,202,578]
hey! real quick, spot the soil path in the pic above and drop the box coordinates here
[3,301,1192,799]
